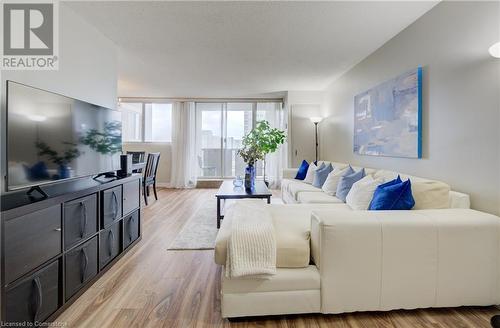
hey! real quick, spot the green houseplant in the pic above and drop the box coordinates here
[237,120,286,188]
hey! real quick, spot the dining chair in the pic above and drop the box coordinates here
[127,151,146,173]
[143,152,161,205]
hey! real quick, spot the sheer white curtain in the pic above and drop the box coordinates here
[265,103,285,189]
[170,102,198,188]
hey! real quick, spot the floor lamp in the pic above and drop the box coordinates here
[310,117,323,162]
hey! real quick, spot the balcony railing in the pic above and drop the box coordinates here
[198,148,264,178]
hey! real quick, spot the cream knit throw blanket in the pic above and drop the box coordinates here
[225,201,277,279]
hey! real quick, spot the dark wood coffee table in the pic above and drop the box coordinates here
[215,180,272,228]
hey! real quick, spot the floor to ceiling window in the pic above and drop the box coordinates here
[195,101,283,179]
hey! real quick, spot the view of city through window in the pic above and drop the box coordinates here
[120,102,172,142]
[196,102,282,179]
[121,100,281,179]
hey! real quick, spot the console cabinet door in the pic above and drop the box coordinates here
[99,221,121,269]
[5,260,60,324]
[64,194,98,249]
[5,205,62,284]
[65,237,98,301]
[101,186,122,228]
[123,180,140,216]
[123,211,140,249]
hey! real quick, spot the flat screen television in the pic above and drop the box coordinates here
[6,81,122,191]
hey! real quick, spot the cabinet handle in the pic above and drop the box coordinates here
[108,230,115,257]
[128,217,134,242]
[81,247,89,283]
[32,277,43,323]
[80,201,88,238]
[112,191,118,219]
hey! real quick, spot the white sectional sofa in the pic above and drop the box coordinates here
[215,163,499,318]
[282,161,471,208]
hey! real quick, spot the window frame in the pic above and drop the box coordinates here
[119,100,173,143]
[195,100,283,180]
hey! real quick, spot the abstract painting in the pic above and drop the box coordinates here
[354,67,422,158]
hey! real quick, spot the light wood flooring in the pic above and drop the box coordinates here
[56,188,499,327]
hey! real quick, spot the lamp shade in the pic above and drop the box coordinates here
[310,116,323,124]
[489,42,500,58]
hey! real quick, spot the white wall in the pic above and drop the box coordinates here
[286,91,324,107]
[285,90,324,166]
[321,1,500,215]
[1,3,118,190]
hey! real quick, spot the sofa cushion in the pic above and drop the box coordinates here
[346,175,384,210]
[373,170,451,209]
[297,191,344,204]
[281,178,294,193]
[336,168,366,202]
[378,175,403,189]
[304,162,319,184]
[215,203,313,268]
[312,163,333,188]
[295,160,309,180]
[222,265,320,293]
[322,166,352,196]
[449,191,471,209]
[352,166,377,176]
[288,181,322,199]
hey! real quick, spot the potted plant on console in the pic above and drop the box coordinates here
[237,120,285,189]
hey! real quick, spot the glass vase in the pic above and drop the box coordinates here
[244,164,256,190]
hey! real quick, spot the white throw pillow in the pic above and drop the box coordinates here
[303,163,318,184]
[346,175,384,210]
[322,166,350,196]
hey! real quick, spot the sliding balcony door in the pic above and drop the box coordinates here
[224,103,253,178]
[196,101,283,179]
[196,103,223,178]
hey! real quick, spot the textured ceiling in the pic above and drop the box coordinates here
[67,1,438,98]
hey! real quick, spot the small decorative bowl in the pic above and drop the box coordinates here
[233,176,243,187]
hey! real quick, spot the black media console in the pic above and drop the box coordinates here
[0,174,142,324]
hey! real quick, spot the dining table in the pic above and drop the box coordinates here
[131,161,146,173]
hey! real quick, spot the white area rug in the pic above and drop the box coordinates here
[168,199,218,250]
[168,195,282,250]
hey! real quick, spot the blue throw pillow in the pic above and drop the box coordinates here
[312,163,333,188]
[295,160,309,180]
[343,165,355,177]
[336,168,366,202]
[378,175,402,189]
[368,178,415,210]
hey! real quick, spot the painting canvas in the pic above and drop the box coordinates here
[353,67,422,158]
